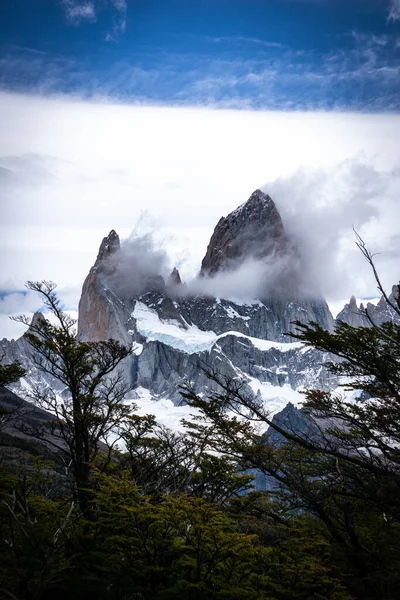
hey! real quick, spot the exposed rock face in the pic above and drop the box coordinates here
[2,191,336,407]
[96,229,120,265]
[336,286,400,328]
[177,296,334,341]
[336,296,370,327]
[77,230,138,387]
[78,230,132,344]
[201,189,292,276]
[131,291,336,403]
[365,285,400,325]
[167,267,182,287]
[4,189,377,415]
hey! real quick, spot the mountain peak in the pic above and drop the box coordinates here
[231,189,275,218]
[167,267,182,286]
[200,189,290,276]
[95,230,120,266]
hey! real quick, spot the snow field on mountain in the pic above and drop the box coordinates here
[127,387,204,432]
[133,302,304,355]
[133,302,217,353]
[127,383,305,434]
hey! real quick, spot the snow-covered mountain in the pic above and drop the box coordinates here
[76,189,336,410]
[1,189,398,422]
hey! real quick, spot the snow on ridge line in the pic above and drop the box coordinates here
[132,302,303,355]
[218,331,303,352]
[133,302,217,354]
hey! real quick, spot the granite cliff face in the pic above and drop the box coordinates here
[6,189,383,411]
[201,190,292,276]
[336,286,400,328]
[336,296,371,328]
[72,190,336,404]
[78,230,132,345]
[1,189,339,408]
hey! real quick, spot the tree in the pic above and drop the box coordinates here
[13,281,132,515]
[0,359,26,387]
[121,414,253,502]
[0,359,26,433]
[180,238,400,599]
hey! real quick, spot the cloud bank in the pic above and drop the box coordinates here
[1,93,400,337]
[101,156,400,307]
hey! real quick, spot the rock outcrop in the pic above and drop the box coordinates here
[336,286,400,328]
[0,385,66,459]
[200,189,292,276]
[0,190,345,410]
[168,267,182,287]
[336,296,370,327]
[78,230,130,344]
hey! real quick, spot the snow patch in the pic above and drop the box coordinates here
[133,302,304,355]
[247,378,306,417]
[133,302,217,354]
[132,343,143,356]
[128,386,202,431]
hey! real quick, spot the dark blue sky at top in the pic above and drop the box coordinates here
[0,0,399,110]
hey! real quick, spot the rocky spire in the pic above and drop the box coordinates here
[200,189,291,276]
[95,229,120,267]
[78,229,131,344]
[167,267,182,287]
[336,286,400,328]
[336,296,370,328]
[23,311,46,339]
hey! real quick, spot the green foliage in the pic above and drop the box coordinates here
[0,460,77,599]
[5,252,400,598]
[13,281,132,514]
[0,359,26,386]
[180,276,400,599]
[0,461,352,600]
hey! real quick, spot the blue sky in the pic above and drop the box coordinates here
[1,0,400,110]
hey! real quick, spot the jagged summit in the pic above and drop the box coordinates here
[231,189,276,218]
[336,296,370,328]
[200,189,291,276]
[336,285,400,328]
[167,267,182,287]
[95,230,120,266]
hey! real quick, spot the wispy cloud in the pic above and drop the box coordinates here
[388,0,400,21]
[60,1,97,25]
[105,0,127,40]
[206,36,286,49]
[59,0,127,38]
[0,91,400,338]
[1,16,400,111]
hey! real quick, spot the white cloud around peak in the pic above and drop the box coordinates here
[1,92,400,338]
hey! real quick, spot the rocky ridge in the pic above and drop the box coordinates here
[336,286,400,328]
[1,189,398,412]
[73,189,336,403]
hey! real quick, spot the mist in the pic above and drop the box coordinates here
[97,156,400,307]
[267,159,400,301]
[1,92,400,337]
